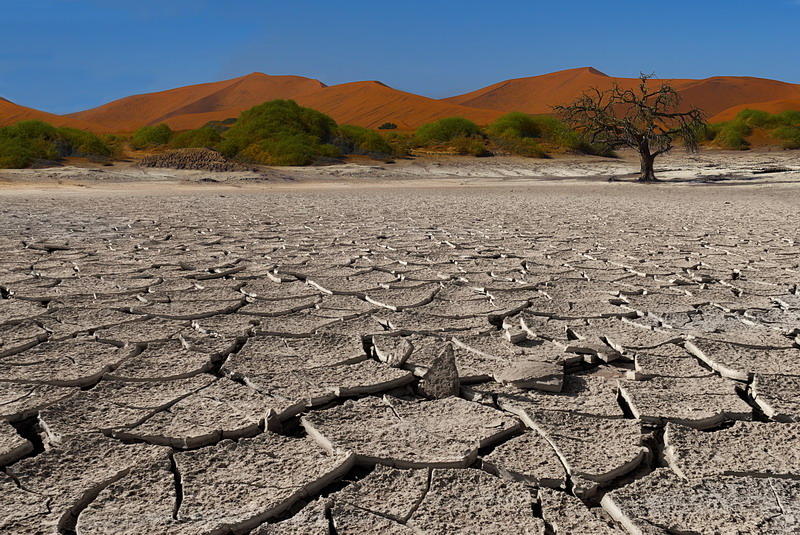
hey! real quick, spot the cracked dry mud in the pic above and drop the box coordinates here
[0,181,799,534]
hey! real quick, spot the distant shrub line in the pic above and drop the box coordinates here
[0,120,119,169]
[4,102,796,169]
[707,109,800,150]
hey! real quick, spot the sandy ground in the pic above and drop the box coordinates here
[0,148,798,193]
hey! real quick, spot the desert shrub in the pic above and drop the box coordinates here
[735,109,779,129]
[57,127,115,157]
[771,126,800,149]
[238,134,339,166]
[450,135,488,156]
[219,100,338,166]
[487,112,542,139]
[491,135,546,158]
[202,118,237,134]
[0,137,35,168]
[414,117,481,145]
[170,127,223,149]
[334,125,392,157]
[0,120,115,168]
[712,109,800,149]
[383,132,412,157]
[713,121,751,149]
[777,110,800,125]
[131,124,173,149]
[378,122,398,130]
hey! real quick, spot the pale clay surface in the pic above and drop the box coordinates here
[1,153,800,533]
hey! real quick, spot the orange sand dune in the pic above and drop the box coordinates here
[444,67,800,119]
[93,77,503,132]
[711,98,800,123]
[295,81,502,130]
[672,77,800,119]
[66,73,326,132]
[0,98,106,131]
[443,67,627,114]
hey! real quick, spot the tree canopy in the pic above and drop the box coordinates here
[555,74,706,181]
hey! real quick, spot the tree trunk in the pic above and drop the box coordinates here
[638,149,657,182]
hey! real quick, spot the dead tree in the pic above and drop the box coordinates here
[555,74,706,181]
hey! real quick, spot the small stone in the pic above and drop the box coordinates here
[419,343,460,399]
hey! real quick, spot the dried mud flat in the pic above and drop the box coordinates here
[1,170,800,534]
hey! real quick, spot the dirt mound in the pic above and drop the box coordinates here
[139,148,250,172]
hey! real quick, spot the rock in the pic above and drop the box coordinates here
[175,433,354,533]
[482,431,567,489]
[372,334,414,367]
[139,148,251,172]
[601,468,800,534]
[527,410,646,486]
[406,468,545,534]
[664,421,800,479]
[419,343,460,399]
[618,375,752,429]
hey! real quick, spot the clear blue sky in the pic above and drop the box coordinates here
[2,0,799,114]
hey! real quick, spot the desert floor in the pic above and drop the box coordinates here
[1,150,799,534]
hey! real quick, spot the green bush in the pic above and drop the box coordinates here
[713,121,751,150]
[710,109,800,150]
[378,122,398,130]
[170,127,223,149]
[771,126,800,149]
[131,124,173,149]
[0,120,115,168]
[202,118,237,134]
[487,112,542,139]
[491,135,546,158]
[414,117,481,145]
[0,137,35,168]
[450,135,488,156]
[334,125,392,157]
[384,132,412,157]
[219,100,339,166]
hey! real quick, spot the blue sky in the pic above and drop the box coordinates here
[2,0,799,114]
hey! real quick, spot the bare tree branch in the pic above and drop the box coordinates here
[554,73,707,181]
